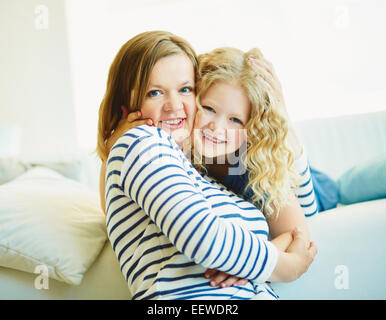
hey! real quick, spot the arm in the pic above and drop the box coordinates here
[270,231,293,252]
[249,57,318,217]
[292,148,319,217]
[115,126,316,283]
[99,160,106,213]
[206,230,294,287]
[117,127,278,283]
[267,193,310,244]
[99,110,151,214]
[268,228,317,283]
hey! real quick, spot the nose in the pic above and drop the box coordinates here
[164,92,183,112]
[208,116,226,136]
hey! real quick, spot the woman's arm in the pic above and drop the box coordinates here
[249,57,318,217]
[268,228,317,283]
[205,230,294,287]
[116,127,277,283]
[270,230,293,252]
[99,161,106,213]
[99,110,151,214]
[111,126,316,284]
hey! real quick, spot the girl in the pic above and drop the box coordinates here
[98,31,317,300]
[192,47,317,286]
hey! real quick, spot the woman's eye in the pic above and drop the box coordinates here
[147,90,161,97]
[202,105,215,113]
[180,86,193,94]
[230,117,243,125]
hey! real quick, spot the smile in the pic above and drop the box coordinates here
[160,118,185,129]
[201,131,226,145]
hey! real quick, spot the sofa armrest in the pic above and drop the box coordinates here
[270,199,386,299]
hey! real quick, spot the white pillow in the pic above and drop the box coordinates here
[0,167,107,285]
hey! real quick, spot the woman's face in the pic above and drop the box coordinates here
[193,81,251,159]
[140,53,196,148]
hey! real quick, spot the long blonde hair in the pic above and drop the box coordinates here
[96,31,198,161]
[196,47,300,217]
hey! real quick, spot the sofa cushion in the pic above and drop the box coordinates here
[0,167,107,285]
[337,153,386,205]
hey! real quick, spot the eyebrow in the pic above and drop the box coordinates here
[148,80,194,90]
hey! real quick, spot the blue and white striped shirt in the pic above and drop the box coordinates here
[291,150,319,217]
[105,125,279,300]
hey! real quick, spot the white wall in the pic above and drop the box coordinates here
[66,0,386,151]
[1,0,385,160]
[0,0,77,161]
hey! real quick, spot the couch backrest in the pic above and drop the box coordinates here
[293,110,386,181]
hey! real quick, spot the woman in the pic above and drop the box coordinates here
[97,31,317,300]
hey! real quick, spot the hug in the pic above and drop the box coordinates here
[96,30,318,300]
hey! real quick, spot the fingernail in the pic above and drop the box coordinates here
[210,281,216,287]
[137,111,141,116]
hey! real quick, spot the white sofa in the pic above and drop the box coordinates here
[1,110,385,300]
[271,110,386,299]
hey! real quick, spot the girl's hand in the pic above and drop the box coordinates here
[249,57,288,119]
[106,106,154,152]
[204,269,248,288]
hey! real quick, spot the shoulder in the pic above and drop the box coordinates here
[108,125,178,159]
[116,125,173,148]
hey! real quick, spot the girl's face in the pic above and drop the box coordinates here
[194,81,251,159]
[140,53,196,148]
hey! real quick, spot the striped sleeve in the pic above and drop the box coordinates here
[120,127,278,284]
[292,148,319,217]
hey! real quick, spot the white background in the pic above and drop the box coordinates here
[1,0,385,159]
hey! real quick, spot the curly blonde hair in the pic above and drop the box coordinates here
[195,47,301,218]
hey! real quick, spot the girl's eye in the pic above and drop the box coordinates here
[230,117,243,125]
[147,90,162,97]
[180,86,193,94]
[202,105,215,113]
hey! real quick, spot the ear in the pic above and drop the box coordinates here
[120,105,129,118]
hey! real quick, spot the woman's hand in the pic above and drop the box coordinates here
[249,58,303,159]
[204,269,248,288]
[270,231,294,252]
[269,228,317,283]
[106,106,154,152]
[249,57,288,119]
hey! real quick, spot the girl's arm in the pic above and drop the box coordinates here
[267,192,310,245]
